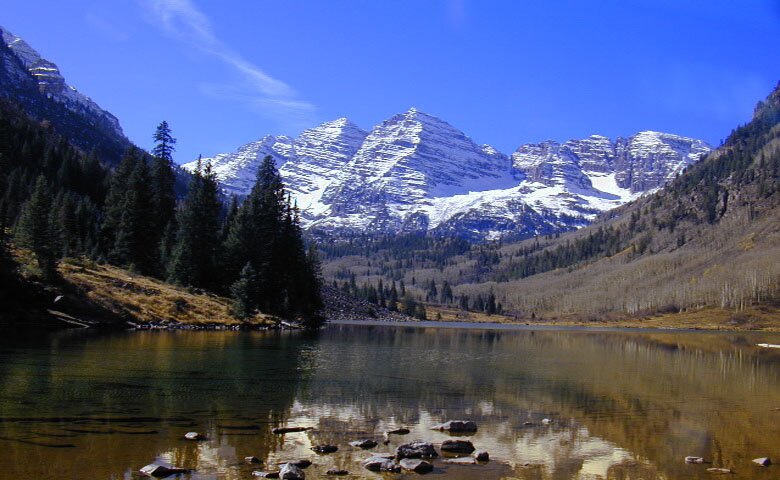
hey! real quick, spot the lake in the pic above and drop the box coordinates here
[1,321,780,479]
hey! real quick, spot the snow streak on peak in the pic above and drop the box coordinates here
[189,111,711,240]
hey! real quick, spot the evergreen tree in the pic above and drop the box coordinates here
[101,148,140,256]
[112,157,156,273]
[167,160,222,289]
[15,176,56,278]
[231,262,259,320]
[150,121,177,265]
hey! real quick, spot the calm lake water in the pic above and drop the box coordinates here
[1,321,780,479]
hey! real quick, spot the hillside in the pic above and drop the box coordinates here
[321,82,780,327]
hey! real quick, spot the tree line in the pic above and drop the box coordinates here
[0,100,322,327]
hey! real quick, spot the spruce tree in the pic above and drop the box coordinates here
[15,176,56,278]
[167,160,222,289]
[150,121,177,269]
[231,262,259,320]
[112,157,156,274]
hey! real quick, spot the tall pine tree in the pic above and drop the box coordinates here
[150,121,177,271]
[167,159,222,289]
[15,176,56,278]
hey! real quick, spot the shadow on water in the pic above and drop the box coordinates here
[0,324,779,479]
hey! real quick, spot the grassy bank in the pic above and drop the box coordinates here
[55,258,277,327]
[423,303,780,331]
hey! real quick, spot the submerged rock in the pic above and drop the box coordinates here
[272,426,311,434]
[706,468,732,474]
[349,439,378,449]
[441,439,475,454]
[400,458,434,473]
[311,444,338,454]
[245,456,262,464]
[431,420,477,433]
[444,457,477,465]
[685,457,705,464]
[284,460,312,469]
[325,468,349,476]
[279,463,306,480]
[252,472,280,479]
[139,464,190,478]
[363,455,401,472]
[397,441,438,459]
[386,427,411,435]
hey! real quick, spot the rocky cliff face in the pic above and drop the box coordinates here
[185,111,711,241]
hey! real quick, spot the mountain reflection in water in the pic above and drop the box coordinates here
[0,323,779,479]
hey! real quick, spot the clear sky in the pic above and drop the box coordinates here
[4,1,780,164]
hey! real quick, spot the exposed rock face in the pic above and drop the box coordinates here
[188,110,710,241]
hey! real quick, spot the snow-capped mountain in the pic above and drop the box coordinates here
[185,110,711,240]
[0,26,129,162]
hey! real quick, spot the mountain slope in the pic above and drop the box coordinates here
[321,82,780,324]
[0,26,130,163]
[187,110,709,240]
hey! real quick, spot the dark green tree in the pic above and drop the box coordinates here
[150,121,177,266]
[112,156,156,274]
[15,176,56,278]
[167,160,222,289]
[231,262,259,320]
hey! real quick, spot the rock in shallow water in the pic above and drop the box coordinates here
[706,468,732,474]
[431,420,477,433]
[279,463,306,480]
[444,457,477,465]
[349,439,378,449]
[363,455,401,472]
[397,441,438,459]
[272,426,311,434]
[325,468,349,475]
[311,444,338,454]
[685,456,705,464]
[184,431,203,440]
[139,464,190,478]
[400,458,434,473]
[252,472,279,479]
[752,457,771,466]
[386,427,411,435]
[441,439,475,454]
[475,450,490,462]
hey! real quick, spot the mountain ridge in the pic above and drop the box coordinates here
[185,110,710,240]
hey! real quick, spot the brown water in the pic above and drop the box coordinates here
[1,322,780,479]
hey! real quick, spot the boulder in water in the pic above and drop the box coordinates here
[441,439,475,454]
[400,458,434,473]
[431,420,477,433]
[279,463,306,480]
[396,441,438,459]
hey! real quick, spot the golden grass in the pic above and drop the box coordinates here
[424,302,780,331]
[58,258,276,326]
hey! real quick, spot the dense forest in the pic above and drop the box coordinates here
[321,82,780,321]
[0,99,322,328]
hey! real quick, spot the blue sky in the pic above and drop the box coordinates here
[4,1,780,164]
